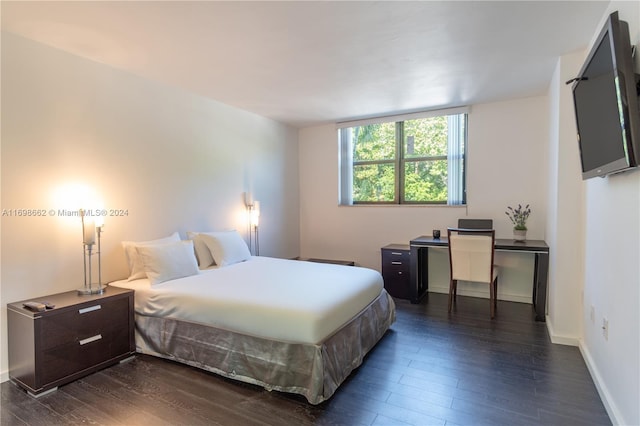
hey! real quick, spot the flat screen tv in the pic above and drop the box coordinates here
[570,11,640,180]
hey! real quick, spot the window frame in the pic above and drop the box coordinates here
[338,107,468,206]
[400,121,452,205]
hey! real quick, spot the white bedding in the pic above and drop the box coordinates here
[110,256,384,344]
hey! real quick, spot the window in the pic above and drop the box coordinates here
[338,108,467,205]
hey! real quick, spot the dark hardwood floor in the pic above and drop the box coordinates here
[1,293,611,426]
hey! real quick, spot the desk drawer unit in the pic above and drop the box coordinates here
[7,286,135,396]
[381,244,411,300]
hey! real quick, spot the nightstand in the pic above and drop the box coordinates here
[7,286,135,396]
[294,257,355,266]
[381,244,411,299]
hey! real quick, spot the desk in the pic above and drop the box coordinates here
[410,236,549,321]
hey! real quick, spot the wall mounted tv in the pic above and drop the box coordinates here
[570,11,640,180]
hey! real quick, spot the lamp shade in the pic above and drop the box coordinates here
[250,201,260,227]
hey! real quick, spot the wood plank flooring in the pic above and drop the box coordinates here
[1,293,611,425]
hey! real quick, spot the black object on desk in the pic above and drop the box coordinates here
[409,235,550,321]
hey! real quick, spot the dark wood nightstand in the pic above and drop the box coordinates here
[294,257,355,266]
[7,286,135,396]
[381,244,411,299]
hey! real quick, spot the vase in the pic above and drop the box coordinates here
[513,229,527,242]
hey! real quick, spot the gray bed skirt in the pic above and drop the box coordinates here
[134,290,396,404]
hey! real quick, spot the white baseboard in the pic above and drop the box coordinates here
[1,369,9,383]
[429,285,532,304]
[545,318,618,424]
[579,341,624,425]
[545,317,580,346]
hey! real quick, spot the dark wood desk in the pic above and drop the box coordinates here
[409,236,550,321]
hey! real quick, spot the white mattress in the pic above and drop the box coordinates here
[110,256,384,344]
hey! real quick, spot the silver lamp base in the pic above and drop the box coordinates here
[77,286,105,295]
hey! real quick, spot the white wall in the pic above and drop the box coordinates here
[0,33,300,380]
[545,49,586,345]
[578,4,640,425]
[299,96,549,303]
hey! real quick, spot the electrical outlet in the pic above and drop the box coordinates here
[602,317,609,340]
[590,305,595,323]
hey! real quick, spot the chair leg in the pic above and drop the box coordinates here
[448,279,457,312]
[490,278,496,319]
[494,277,498,311]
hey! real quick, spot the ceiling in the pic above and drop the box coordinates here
[1,1,609,128]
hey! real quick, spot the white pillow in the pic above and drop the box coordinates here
[136,240,199,285]
[186,231,215,269]
[200,230,251,267]
[122,232,180,280]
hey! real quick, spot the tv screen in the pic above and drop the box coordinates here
[571,11,640,180]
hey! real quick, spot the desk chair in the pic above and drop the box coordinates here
[447,228,499,318]
[457,218,493,230]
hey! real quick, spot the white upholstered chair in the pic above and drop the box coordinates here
[447,228,499,319]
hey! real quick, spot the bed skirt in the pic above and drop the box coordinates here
[134,290,396,404]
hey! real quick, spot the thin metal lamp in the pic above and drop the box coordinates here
[250,201,260,256]
[78,209,105,295]
[244,193,260,256]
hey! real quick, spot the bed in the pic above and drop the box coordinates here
[110,233,395,404]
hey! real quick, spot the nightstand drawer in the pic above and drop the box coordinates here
[384,263,409,278]
[382,258,409,271]
[39,325,131,384]
[40,297,129,351]
[382,249,410,266]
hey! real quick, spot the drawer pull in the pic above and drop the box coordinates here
[391,252,404,255]
[398,271,403,275]
[391,261,403,265]
[79,334,102,346]
[79,305,101,314]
